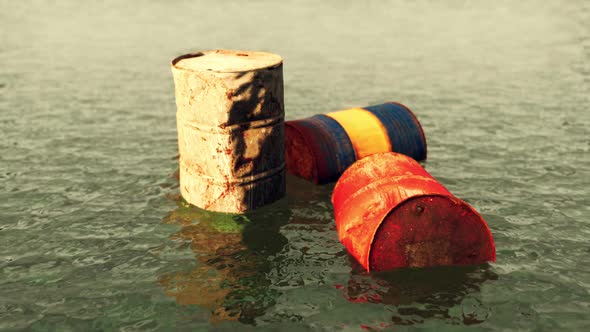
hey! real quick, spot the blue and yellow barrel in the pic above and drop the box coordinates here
[285,102,427,184]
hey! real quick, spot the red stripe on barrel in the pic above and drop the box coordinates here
[284,123,316,181]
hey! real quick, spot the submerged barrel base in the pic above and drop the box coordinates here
[180,166,286,214]
[369,195,496,272]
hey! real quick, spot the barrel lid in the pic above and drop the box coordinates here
[172,49,283,73]
[369,195,496,271]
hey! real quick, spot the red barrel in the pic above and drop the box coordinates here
[332,152,496,272]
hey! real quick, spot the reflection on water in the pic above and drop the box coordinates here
[339,259,498,326]
[158,194,290,325]
[158,175,499,328]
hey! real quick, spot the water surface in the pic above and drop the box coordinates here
[1,0,589,330]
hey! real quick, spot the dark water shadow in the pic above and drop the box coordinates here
[286,173,335,209]
[158,194,291,325]
[339,257,498,327]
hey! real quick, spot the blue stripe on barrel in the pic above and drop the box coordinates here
[295,115,357,183]
[363,102,427,161]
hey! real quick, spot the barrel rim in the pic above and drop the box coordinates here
[385,101,428,160]
[284,121,319,184]
[366,193,496,272]
[171,49,283,73]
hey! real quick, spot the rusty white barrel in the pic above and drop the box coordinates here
[171,50,285,213]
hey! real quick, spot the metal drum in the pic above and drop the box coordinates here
[285,102,426,184]
[171,50,285,213]
[331,152,496,272]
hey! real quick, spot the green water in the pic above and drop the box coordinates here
[1,0,589,330]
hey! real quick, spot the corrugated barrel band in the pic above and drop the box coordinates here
[179,114,284,132]
[180,159,286,185]
[285,115,356,184]
[363,102,427,161]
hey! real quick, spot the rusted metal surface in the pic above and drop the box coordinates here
[331,152,496,271]
[171,50,285,213]
[285,115,355,184]
[284,124,315,181]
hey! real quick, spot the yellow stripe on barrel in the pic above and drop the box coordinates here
[326,108,392,159]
